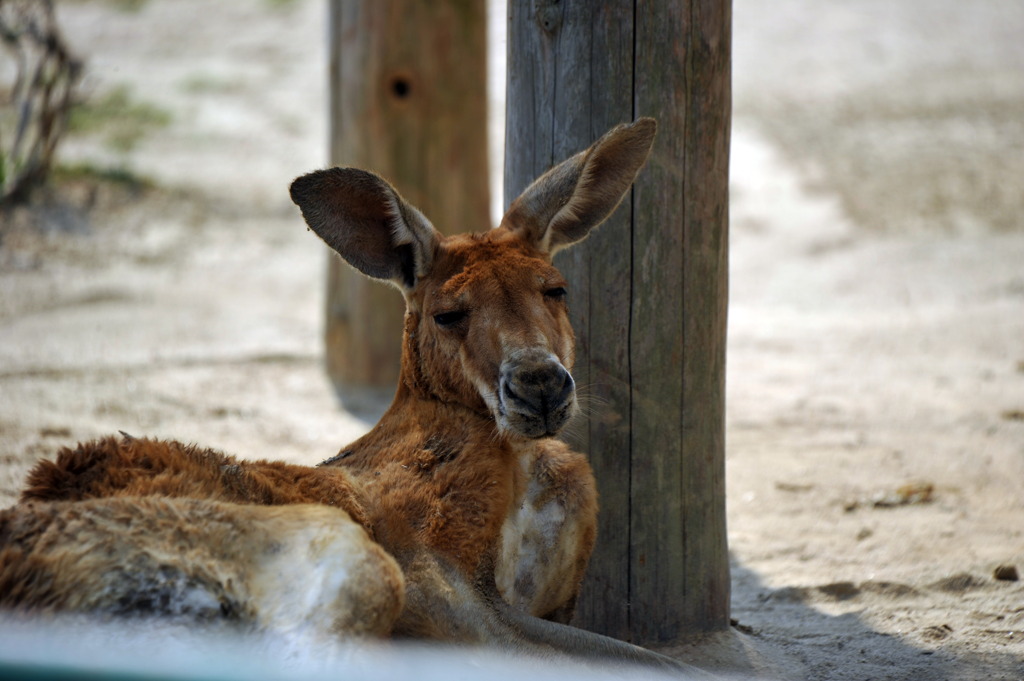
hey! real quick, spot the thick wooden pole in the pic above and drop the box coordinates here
[505,0,731,644]
[327,0,489,410]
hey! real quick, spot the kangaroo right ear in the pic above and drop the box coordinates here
[500,117,656,256]
[290,168,439,290]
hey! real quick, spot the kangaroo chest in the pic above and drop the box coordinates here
[329,433,526,577]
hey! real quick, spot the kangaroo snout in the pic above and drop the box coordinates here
[499,351,576,438]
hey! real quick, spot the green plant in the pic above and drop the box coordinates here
[68,85,171,153]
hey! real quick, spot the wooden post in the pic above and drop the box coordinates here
[327,0,489,410]
[505,0,731,644]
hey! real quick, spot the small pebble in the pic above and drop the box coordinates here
[993,564,1019,582]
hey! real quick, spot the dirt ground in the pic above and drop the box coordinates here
[1,1,1022,680]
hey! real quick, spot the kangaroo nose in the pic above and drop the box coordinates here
[499,353,576,438]
[502,364,573,412]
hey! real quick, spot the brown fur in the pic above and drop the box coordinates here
[22,436,372,532]
[0,120,680,669]
[0,497,403,637]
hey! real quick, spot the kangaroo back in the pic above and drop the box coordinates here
[22,436,372,531]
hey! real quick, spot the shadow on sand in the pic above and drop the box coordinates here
[658,556,1022,680]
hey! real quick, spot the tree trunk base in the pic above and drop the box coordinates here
[329,383,392,423]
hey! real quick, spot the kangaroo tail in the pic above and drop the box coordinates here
[486,593,720,679]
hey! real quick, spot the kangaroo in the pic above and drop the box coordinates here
[0,118,708,675]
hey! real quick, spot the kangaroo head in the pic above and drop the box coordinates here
[290,118,656,439]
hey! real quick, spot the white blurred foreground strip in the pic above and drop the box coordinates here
[0,615,732,681]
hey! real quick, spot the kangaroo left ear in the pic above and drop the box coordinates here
[290,167,439,291]
[499,118,657,255]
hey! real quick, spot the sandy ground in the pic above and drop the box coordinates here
[1,1,1022,679]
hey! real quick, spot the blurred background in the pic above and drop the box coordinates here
[1,1,1022,678]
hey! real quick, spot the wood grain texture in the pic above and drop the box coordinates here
[505,0,731,643]
[326,0,489,406]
